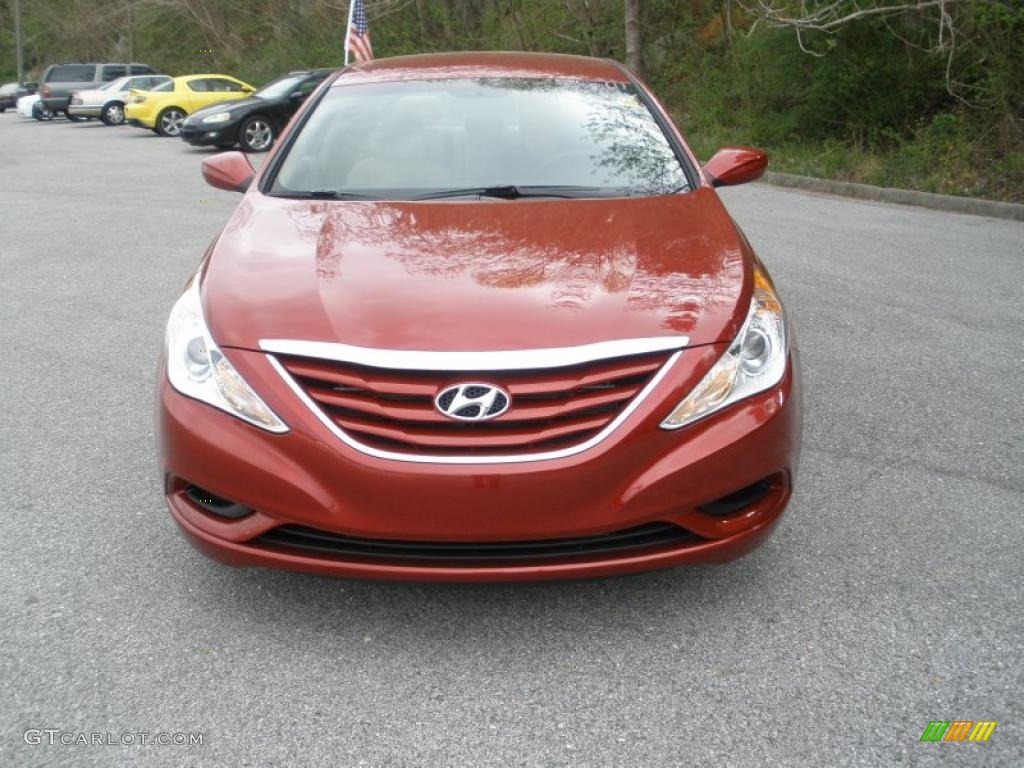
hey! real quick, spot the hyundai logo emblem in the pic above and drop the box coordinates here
[434,383,511,421]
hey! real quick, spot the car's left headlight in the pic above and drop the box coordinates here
[202,112,232,124]
[165,273,288,433]
[661,263,788,429]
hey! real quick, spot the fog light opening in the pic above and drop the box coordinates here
[698,478,773,517]
[183,484,252,520]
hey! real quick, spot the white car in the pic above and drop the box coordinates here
[68,74,171,125]
[17,93,54,120]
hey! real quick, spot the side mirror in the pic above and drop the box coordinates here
[703,146,768,187]
[202,151,254,193]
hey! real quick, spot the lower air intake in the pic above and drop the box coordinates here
[253,522,695,563]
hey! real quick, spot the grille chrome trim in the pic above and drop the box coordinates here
[259,336,688,371]
[267,348,683,465]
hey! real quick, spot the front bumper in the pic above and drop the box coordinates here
[181,122,235,146]
[159,346,802,581]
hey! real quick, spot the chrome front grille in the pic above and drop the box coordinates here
[264,338,686,461]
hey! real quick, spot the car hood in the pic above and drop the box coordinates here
[203,188,754,353]
[187,97,263,122]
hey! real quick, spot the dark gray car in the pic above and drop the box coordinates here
[39,62,155,120]
[0,81,36,111]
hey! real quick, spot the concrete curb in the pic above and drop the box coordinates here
[760,171,1024,222]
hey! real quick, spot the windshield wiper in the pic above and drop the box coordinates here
[305,189,383,200]
[267,189,383,200]
[412,185,616,201]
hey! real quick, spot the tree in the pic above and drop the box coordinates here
[624,0,645,78]
[736,0,981,96]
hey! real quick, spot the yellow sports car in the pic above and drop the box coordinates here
[125,74,254,136]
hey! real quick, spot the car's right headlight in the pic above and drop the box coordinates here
[165,272,288,433]
[661,263,788,429]
[202,112,232,124]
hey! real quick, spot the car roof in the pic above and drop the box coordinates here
[46,62,150,68]
[335,52,629,85]
[109,74,168,83]
[286,68,335,76]
[176,74,241,82]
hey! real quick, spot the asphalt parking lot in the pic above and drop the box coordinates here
[1,112,1021,767]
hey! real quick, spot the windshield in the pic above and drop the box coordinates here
[256,74,306,101]
[101,78,126,91]
[150,80,173,93]
[270,77,689,199]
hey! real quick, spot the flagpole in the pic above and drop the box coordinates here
[343,0,356,65]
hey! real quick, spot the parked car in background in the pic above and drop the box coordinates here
[125,74,254,137]
[68,74,172,125]
[39,62,156,120]
[0,82,17,111]
[181,69,332,152]
[0,81,36,111]
[17,92,54,121]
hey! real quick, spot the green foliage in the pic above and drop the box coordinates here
[0,0,1020,201]
[651,0,1024,201]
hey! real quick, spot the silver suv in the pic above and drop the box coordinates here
[39,62,156,120]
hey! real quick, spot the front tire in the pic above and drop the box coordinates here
[238,115,275,152]
[100,101,125,125]
[156,107,186,137]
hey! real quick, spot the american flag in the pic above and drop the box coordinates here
[346,0,373,63]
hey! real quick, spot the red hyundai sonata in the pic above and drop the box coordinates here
[159,52,802,582]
